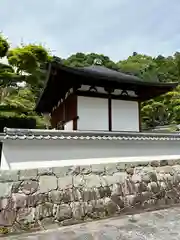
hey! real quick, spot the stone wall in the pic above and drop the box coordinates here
[1,159,180,235]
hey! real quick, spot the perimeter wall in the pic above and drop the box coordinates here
[0,159,180,235]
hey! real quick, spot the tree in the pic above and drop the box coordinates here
[117,54,159,81]
[0,36,51,129]
[7,44,52,97]
[0,34,9,58]
[63,53,118,69]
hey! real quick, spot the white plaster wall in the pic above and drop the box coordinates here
[112,100,139,132]
[64,120,73,130]
[2,139,180,170]
[77,96,108,131]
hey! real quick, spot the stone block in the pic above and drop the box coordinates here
[68,166,80,175]
[3,197,14,211]
[122,179,136,195]
[0,209,16,226]
[160,181,167,190]
[20,180,39,195]
[105,163,117,175]
[80,165,91,175]
[167,160,176,166]
[164,173,173,182]
[175,159,180,165]
[173,173,180,184]
[125,167,134,175]
[38,168,53,176]
[0,198,9,210]
[83,202,93,215]
[16,207,35,224]
[136,161,149,167]
[92,199,106,218]
[52,166,70,177]
[141,173,151,183]
[111,183,123,196]
[148,181,160,194]
[12,181,22,193]
[104,197,119,215]
[116,162,127,171]
[160,160,168,166]
[156,166,174,174]
[39,176,57,193]
[72,188,82,201]
[150,161,160,167]
[134,166,153,175]
[81,189,90,202]
[26,193,49,207]
[35,203,53,220]
[62,189,73,203]
[0,170,19,182]
[41,217,59,230]
[0,182,13,198]
[97,186,111,198]
[111,195,124,208]
[84,175,102,188]
[157,198,166,206]
[58,176,73,189]
[71,202,85,220]
[73,175,85,188]
[141,191,152,202]
[91,164,105,175]
[55,204,72,221]
[157,173,165,182]
[19,169,38,180]
[148,172,158,182]
[49,190,63,204]
[124,194,136,207]
[137,182,148,193]
[102,172,127,186]
[131,174,142,183]
[12,193,27,208]
[172,165,180,174]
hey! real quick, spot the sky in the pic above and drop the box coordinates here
[1,0,180,62]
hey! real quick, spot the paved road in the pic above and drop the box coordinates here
[4,207,180,239]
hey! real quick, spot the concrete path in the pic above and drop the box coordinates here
[3,207,180,239]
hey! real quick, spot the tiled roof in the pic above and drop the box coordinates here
[1,128,180,141]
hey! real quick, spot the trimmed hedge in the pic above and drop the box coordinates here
[0,116,36,132]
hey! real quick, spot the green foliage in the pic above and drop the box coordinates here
[7,44,51,73]
[0,34,9,58]
[0,37,52,130]
[63,52,118,69]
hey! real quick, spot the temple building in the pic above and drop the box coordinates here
[0,58,179,170]
[35,59,177,132]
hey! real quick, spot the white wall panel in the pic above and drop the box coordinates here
[112,100,139,131]
[77,96,108,131]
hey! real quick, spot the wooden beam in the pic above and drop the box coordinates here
[76,90,138,101]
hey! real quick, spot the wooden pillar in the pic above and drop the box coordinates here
[138,101,141,132]
[108,94,112,131]
[73,95,78,130]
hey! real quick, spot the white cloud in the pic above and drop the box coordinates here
[0,0,180,61]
